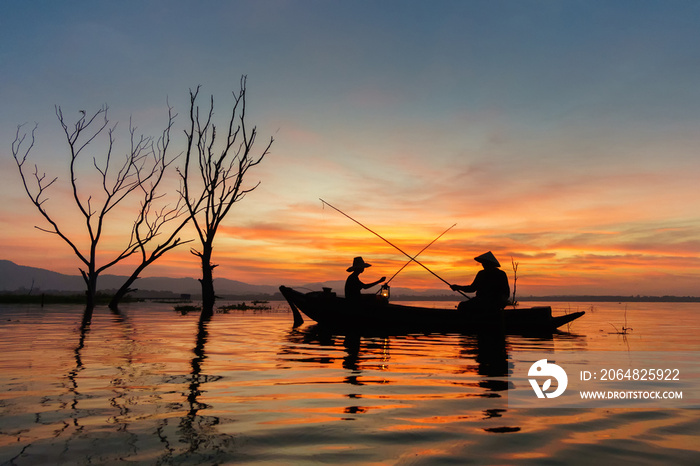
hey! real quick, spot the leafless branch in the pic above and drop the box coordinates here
[179,76,273,314]
[13,104,189,311]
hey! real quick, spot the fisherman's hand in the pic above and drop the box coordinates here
[450,284,460,291]
[379,276,386,282]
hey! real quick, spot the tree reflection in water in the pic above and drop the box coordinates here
[55,308,93,449]
[23,306,96,465]
[156,312,235,464]
[61,306,235,463]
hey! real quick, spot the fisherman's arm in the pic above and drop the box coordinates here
[450,284,476,292]
[363,276,386,289]
[450,274,480,293]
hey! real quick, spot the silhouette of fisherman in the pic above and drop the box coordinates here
[450,251,510,312]
[344,257,386,302]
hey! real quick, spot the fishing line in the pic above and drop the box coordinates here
[319,199,467,298]
[386,223,456,284]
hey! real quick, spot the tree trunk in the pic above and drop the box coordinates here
[109,263,148,310]
[199,243,216,318]
[83,269,98,313]
[108,285,134,311]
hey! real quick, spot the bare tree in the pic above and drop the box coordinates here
[510,256,519,306]
[12,106,178,312]
[180,76,273,317]
[108,106,194,309]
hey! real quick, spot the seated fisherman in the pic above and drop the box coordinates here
[450,251,510,312]
[344,256,386,301]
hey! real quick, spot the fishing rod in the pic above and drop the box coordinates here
[385,223,456,285]
[320,199,468,298]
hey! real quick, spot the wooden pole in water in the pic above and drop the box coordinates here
[320,199,468,298]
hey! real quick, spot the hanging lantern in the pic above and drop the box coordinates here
[379,284,390,300]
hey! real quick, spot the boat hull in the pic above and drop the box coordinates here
[280,286,584,334]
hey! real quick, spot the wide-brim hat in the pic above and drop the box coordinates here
[347,256,372,272]
[474,251,500,267]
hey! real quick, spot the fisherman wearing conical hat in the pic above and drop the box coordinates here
[345,256,386,301]
[450,251,510,312]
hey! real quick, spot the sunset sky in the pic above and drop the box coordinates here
[1,1,699,296]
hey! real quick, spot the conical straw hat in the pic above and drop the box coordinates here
[474,251,500,267]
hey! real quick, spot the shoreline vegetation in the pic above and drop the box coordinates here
[174,301,272,315]
[1,292,699,305]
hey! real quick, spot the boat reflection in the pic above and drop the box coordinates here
[283,324,519,430]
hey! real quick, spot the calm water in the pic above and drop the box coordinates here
[1,300,699,465]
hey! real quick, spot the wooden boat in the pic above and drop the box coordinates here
[280,286,584,334]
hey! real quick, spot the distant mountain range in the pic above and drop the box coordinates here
[0,260,280,297]
[0,260,453,299]
[3,260,696,302]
